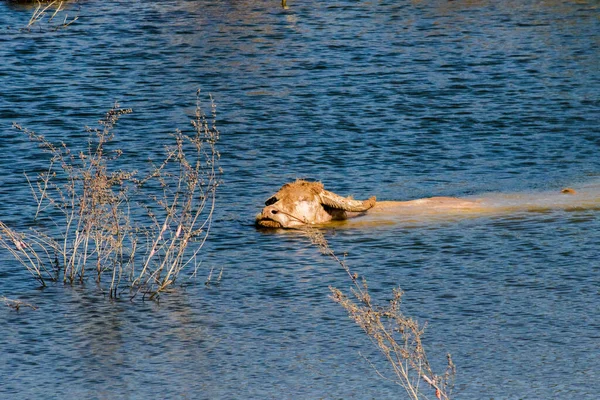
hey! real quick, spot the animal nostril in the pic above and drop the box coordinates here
[270,209,278,215]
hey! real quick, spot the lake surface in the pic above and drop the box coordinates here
[1,1,599,398]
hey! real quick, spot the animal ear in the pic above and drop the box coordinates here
[319,190,376,212]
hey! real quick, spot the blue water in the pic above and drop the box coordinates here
[1,1,599,398]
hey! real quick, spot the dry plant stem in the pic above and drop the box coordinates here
[0,222,53,285]
[1,296,38,311]
[306,229,455,400]
[24,164,54,221]
[48,1,64,22]
[1,91,221,299]
[25,0,78,31]
[27,0,60,28]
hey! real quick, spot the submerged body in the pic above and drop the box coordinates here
[256,180,600,229]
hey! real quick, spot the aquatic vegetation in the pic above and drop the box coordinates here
[0,90,221,299]
[1,296,37,311]
[308,229,455,400]
[7,0,79,31]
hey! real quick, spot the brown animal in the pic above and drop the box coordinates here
[256,180,594,229]
[255,180,483,228]
[255,180,376,228]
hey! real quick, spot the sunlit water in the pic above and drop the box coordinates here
[1,1,599,399]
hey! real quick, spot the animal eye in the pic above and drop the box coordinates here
[265,197,278,206]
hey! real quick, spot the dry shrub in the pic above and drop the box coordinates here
[0,90,221,300]
[307,229,455,400]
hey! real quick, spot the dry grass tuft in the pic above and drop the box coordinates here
[307,229,455,400]
[0,90,221,300]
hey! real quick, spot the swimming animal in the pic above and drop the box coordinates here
[255,179,592,229]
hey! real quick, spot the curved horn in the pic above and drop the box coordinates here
[320,190,376,212]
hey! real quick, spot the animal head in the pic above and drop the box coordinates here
[255,180,376,229]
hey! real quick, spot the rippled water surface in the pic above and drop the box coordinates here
[1,1,599,399]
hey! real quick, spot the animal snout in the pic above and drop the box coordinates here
[261,206,279,217]
[263,207,279,216]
